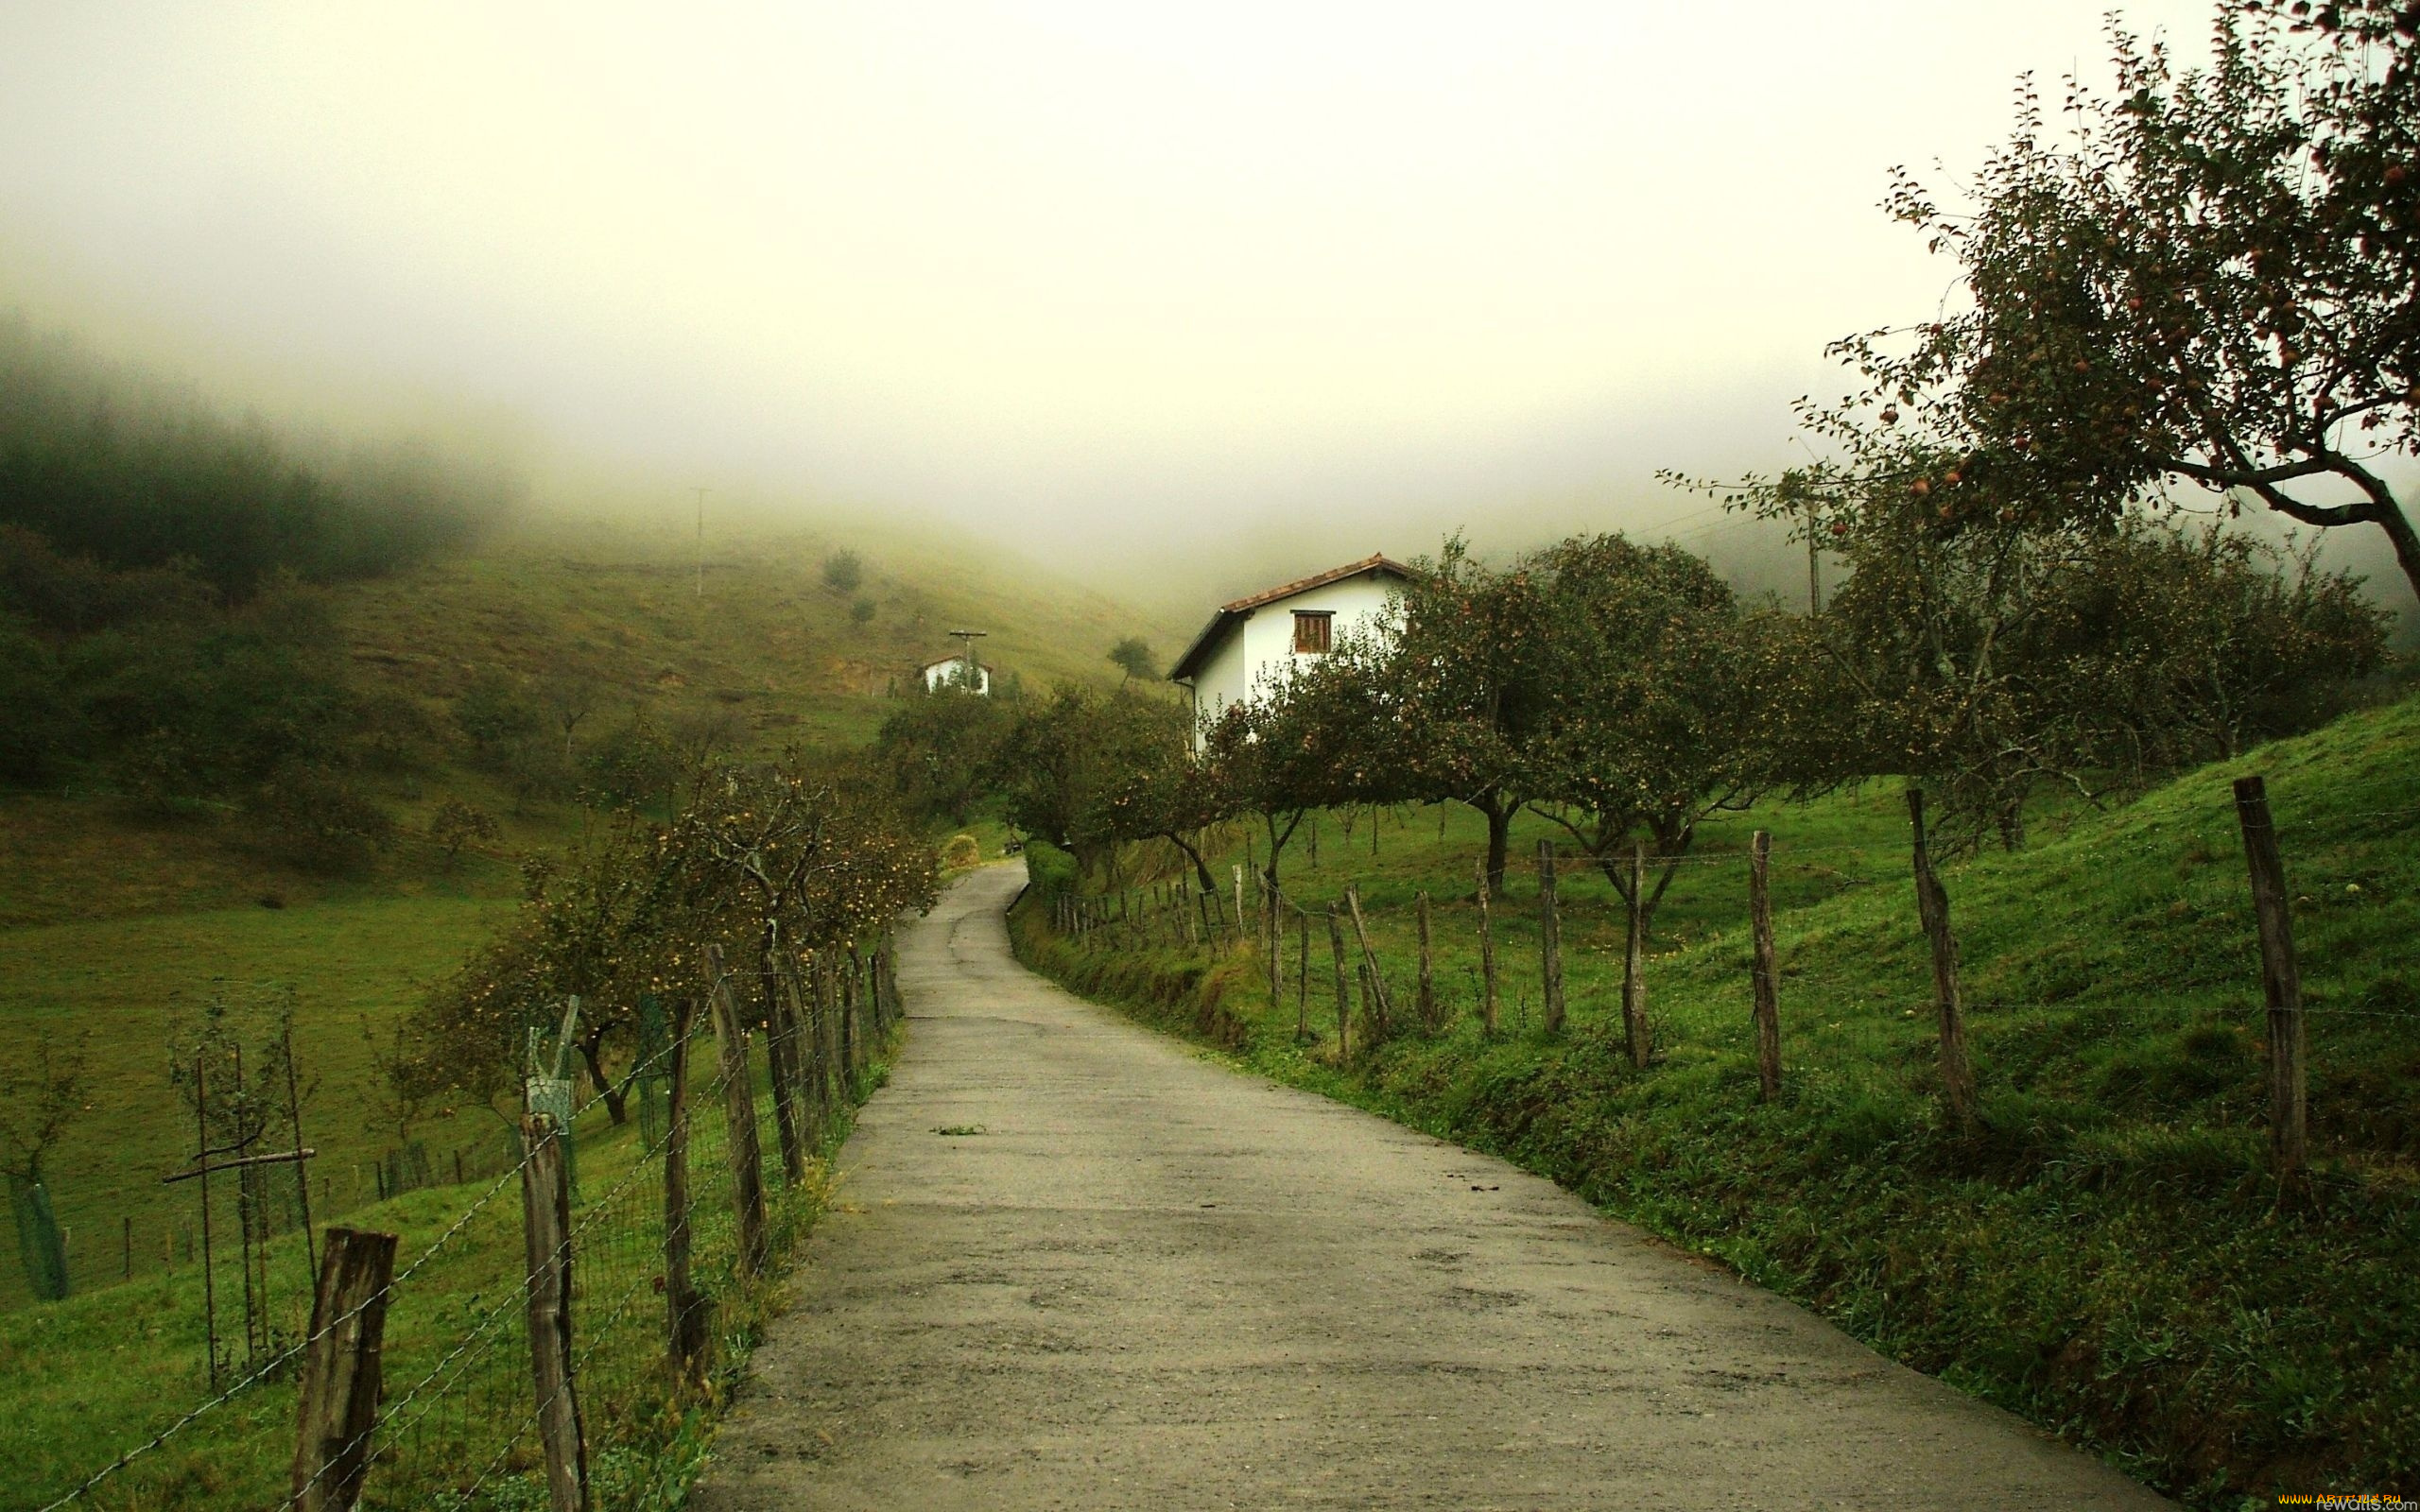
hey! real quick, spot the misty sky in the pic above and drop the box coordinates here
[13,0,2374,609]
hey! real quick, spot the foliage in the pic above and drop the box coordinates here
[872,685,1012,825]
[246,759,397,875]
[0,314,513,597]
[1096,708,1233,889]
[1221,532,1779,912]
[1798,503,2389,848]
[428,799,502,868]
[821,549,864,593]
[1680,3,2419,599]
[993,683,1199,877]
[398,751,937,1126]
[573,709,670,814]
[1203,641,1397,886]
[452,669,572,809]
[850,595,876,626]
[1107,636,1159,682]
[1346,538,1552,889]
[1514,534,1778,927]
[0,1032,88,1185]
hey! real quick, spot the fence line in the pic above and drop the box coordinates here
[1043,772,2409,1190]
[33,930,908,1512]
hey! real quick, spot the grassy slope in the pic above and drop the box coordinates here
[0,509,1187,1310]
[1011,695,2420,1508]
[2,1038,890,1512]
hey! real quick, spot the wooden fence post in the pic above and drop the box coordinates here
[706,946,769,1277]
[1326,904,1351,1060]
[1264,872,1283,1004]
[1476,860,1498,1036]
[1538,840,1565,1036]
[1907,790,1978,1130]
[518,1114,587,1512]
[1233,865,1246,946]
[1748,830,1781,1102]
[1295,905,1310,1040]
[1344,885,1393,1035]
[288,1227,397,1512]
[1622,839,1650,1069]
[1415,890,1437,1031]
[760,949,805,1188]
[662,1000,709,1385]
[2232,775,2308,1190]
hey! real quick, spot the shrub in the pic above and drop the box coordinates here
[248,761,395,874]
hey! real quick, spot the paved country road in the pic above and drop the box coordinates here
[688,863,2169,1511]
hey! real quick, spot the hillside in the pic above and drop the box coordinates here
[1012,692,2420,1506]
[0,509,1190,1311]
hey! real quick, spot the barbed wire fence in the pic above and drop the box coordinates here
[1043,773,2414,1193]
[31,931,904,1512]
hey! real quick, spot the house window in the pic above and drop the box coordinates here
[1291,610,1333,654]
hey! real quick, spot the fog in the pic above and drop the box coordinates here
[3,0,2409,619]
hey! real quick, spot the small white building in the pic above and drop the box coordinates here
[1167,553,1412,750]
[922,655,992,696]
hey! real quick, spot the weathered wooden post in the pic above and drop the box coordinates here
[1476,860,1498,1036]
[1264,872,1283,1004]
[1295,904,1311,1040]
[518,1114,587,1512]
[1622,839,1650,1069]
[662,1000,708,1385]
[289,1227,397,1512]
[1344,885,1393,1036]
[1748,830,1782,1102]
[706,946,769,1277]
[761,949,805,1188]
[1326,904,1351,1059]
[2232,775,2308,1191]
[1538,840,1565,1035]
[1233,865,1247,946]
[1415,890,1437,1031]
[1907,790,1977,1130]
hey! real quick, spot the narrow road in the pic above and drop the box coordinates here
[689,864,2167,1511]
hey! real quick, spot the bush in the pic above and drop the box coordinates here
[0,615,76,783]
[821,549,863,593]
[428,799,501,868]
[248,761,395,874]
[943,833,981,868]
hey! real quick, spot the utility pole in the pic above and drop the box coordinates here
[693,487,710,599]
[947,628,988,694]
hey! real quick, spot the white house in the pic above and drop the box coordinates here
[1167,553,1412,750]
[922,655,992,696]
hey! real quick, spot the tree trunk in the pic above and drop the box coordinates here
[575,1033,627,1125]
[1476,798,1513,895]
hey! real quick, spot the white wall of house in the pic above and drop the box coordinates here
[923,659,992,695]
[1187,575,1396,747]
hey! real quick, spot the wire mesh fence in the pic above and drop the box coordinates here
[28,935,903,1512]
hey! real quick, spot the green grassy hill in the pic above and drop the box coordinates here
[0,508,1189,1311]
[1013,692,2420,1507]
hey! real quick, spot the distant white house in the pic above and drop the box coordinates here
[922,654,992,696]
[1167,553,1413,751]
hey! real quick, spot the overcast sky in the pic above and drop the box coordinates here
[15,0,2371,609]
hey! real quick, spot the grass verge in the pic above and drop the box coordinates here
[1011,696,2420,1509]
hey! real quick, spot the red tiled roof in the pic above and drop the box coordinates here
[1167,554,1414,682]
